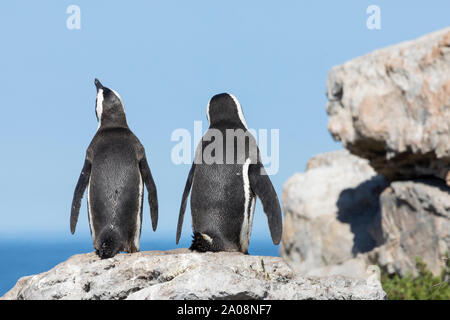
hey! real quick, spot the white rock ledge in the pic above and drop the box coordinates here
[1,249,386,300]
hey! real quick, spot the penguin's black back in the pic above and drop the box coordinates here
[177,93,282,253]
[190,120,257,252]
[191,160,246,248]
[87,127,144,250]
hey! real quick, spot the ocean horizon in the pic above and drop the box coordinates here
[0,235,280,297]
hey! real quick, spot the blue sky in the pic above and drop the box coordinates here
[0,1,448,249]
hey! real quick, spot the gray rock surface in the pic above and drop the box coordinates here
[1,249,386,300]
[280,150,387,277]
[370,179,450,276]
[326,27,450,185]
[281,151,450,277]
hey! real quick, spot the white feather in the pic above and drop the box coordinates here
[206,99,211,124]
[133,173,144,251]
[201,233,213,243]
[240,158,253,252]
[227,93,248,129]
[87,177,96,242]
[96,89,104,129]
[111,89,125,114]
[247,197,256,241]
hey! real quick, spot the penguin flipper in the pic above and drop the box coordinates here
[139,156,158,231]
[70,159,91,234]
[248,163,283,244]
[176,163,196,244]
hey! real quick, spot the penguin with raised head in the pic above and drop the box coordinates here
[70,79,158,259]
[176,93,282,253]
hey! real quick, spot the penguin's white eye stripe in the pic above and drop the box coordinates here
[227,93,248,129]
[96,89,104,128]
[111,89,123,106]
[206,100,211,124]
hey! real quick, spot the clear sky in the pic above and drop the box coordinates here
[0,1,448,248]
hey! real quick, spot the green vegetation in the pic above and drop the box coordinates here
[381,255,450,300]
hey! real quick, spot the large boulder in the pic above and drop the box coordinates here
[0,249,386,300]
[371,179,450,276]
[326,27,450,185]
[281,151,450,278]
[280,150,388,277]
[281,28,450,280]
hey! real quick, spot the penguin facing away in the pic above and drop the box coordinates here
[70,79,158,259]
[176,93,282,253]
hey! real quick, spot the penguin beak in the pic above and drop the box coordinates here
[94,78,104,91]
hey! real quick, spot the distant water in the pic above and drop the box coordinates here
[0,237,279,297]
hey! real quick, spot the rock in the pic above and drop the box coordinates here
[326,27,450,185]
[0,249,386,300]
[281,151,449,277]
[281,28,450,280]
[370,179,450,276]
[280,150,388,278]
[304,257,370,279]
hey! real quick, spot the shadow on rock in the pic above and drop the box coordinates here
[336,175,388,255]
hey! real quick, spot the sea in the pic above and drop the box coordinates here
[0,236,280,297]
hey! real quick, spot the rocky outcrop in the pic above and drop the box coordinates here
[371,179,450,276]
[326,27,450,185]
[280,150,387,278]
[282,28,450,278]
[0,249,386,300]
[281,151,450,278]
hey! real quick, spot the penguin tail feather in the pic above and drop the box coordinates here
[96,228,122,259]
[190,232,221,252]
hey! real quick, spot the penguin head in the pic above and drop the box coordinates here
[207,93,248,129]
[94,78,127,128]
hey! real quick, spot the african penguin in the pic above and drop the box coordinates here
[70,78,158,259]
[176,93,282,253]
